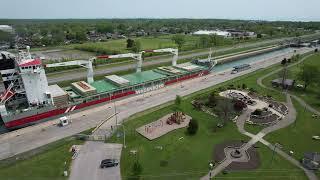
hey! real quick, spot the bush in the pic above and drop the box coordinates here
[187,118,199,135]
[249,88,256,93]
[207,92,217,107]
[242,83,247,89]
[130,161,143,180]
[252,109,262,116]
[233,100,247,111]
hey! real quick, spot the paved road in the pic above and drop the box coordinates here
[46,34,319,84]
[69,142,122,180]
[0,48,311,162]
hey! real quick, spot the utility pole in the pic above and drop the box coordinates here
[117,124,126,148]
[270,143,282,166]
[114,101,118,126]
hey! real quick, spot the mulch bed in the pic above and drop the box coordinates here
[213,140,261,171]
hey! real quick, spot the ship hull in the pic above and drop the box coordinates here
[4,70,209,129]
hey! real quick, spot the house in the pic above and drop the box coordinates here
[302,152,320,170]
[271,78,295,89]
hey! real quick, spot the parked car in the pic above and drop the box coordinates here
[100,159,119,168]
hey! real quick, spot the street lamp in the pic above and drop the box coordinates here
[208,161,214,180]
[117,123,126,149]
[270,142,282,166]
[114,101,118,126]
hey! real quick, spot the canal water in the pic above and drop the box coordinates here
[212,47,296,72]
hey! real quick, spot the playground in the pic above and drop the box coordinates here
[136,112,191,140]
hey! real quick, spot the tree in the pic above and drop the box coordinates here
[218,100,232,125]
[187,118,199,135]
[257,34,263,38]
[281,58,287,65]
[199,35,211,48]
[297,64,320,90]
[131,40,142,53]
[175,95,182,106]
[127,38,135,48]
[96,23,114,33]
[0,30,13,42]
[172,34,185,49]
[207,91,217,107]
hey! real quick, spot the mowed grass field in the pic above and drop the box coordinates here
[73,35,179,54]
[0,138,83,180]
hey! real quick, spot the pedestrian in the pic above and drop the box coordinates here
[111,125,113,131]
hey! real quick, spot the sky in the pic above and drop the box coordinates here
[0,0,319,21]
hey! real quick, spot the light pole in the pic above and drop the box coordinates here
[270,142,282,166]
[208,161,214,180]
[114,101,118,126]
[117,124,126,149]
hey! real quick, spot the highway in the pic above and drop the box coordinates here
[45,33,319,84]
[0,47,312,162]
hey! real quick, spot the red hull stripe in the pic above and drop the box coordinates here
[4,70,209,128]
[5,91,136,128]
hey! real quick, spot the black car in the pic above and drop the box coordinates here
[100,159,119,168]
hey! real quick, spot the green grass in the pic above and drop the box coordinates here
[215,143,307,180]
[265,99,320,161]
[109,100,249,180]
[106,62,310,179]
[262,53,320,110]
[0,138,84,180]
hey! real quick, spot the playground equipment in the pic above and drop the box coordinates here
[166,112,186,125]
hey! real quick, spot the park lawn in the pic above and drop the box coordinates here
[107,63,300,180]
[0,138,83,180]
[265,99,320,161]
[109,98,250,180]
[215,142,307,180]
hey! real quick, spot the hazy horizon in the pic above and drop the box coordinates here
[1,0,320,22]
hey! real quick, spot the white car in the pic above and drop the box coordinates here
[312,136,320,140]
[296,84,304,88]
[59,116,70,127]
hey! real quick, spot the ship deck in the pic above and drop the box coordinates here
[68,63,207,97]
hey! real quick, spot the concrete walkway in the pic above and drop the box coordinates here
[201,52,320,180]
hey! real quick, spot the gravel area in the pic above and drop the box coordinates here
[213,140,261,171]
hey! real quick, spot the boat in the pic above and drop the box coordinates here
[231,64,251,74]
[0,47,216,129]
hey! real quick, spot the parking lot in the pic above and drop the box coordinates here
[70,142,122,180]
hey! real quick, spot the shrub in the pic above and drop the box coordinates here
[242,83,247,89]
[252,109,262,116]
[234,100,247,111]
[130,161,143,180]
[207,92,217,107]
[249,88,256,93]
[187,118,199,135]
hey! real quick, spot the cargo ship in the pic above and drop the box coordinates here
[0,47,216,129]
